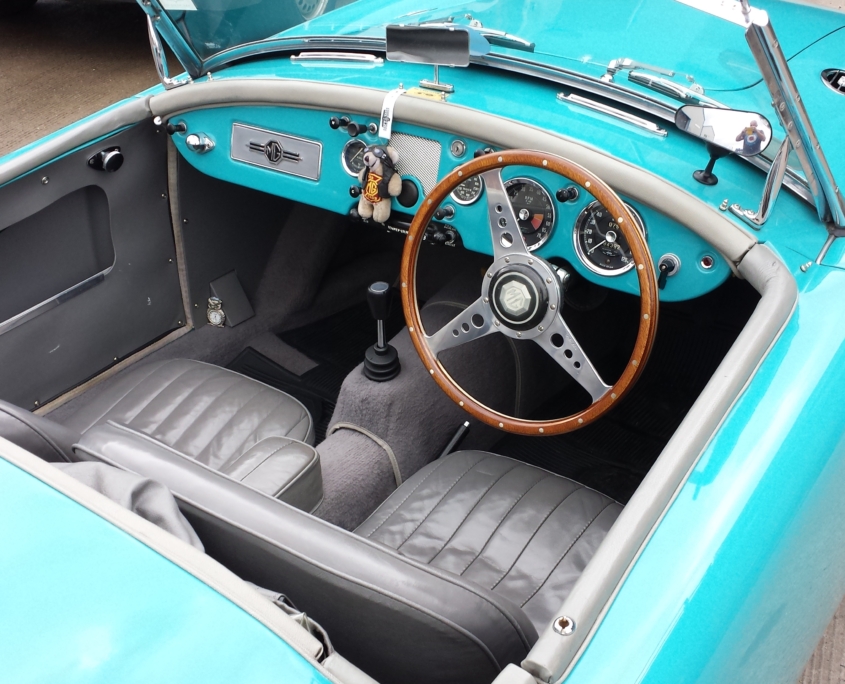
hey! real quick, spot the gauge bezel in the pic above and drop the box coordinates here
[503,176,556,253]
[572,199,647,276]
[341,138,367,177]
[450,174,484,206]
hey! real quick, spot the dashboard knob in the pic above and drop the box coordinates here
[346,121,367,137]
[556,186,580,203]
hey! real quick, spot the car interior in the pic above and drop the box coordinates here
[0,79,792,684]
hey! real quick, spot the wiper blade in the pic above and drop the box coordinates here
[418,19,534,53]
[475,27,535,52]
[602,57,675,82]
[628,71,724,107]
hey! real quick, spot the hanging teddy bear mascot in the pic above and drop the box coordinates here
[357,144,402,224]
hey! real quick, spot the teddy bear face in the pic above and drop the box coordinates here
[362,146,387,170]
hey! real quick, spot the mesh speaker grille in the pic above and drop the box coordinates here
[388,132,442,195]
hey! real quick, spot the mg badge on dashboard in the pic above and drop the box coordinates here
[264,140,283,164]
[207,297,226,327]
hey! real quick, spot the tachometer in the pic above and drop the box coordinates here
[573,200,646,276]
[504,177,555,252]
[341,139,367,177]
[450,175,483,205]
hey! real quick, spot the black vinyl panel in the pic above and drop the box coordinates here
[0,185,114,322]
[177,154,291,325]
[0,121,183,408]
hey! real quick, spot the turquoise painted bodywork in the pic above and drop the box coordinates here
[4,0,845,682]
[0,456,329,684]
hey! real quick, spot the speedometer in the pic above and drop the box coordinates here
[341,139,367,177]
[504,177,555,252]
[451,175,483,205]
[573,200,646,276]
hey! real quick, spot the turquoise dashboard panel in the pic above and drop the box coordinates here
[173,104,730,301]
[0,456,329,684]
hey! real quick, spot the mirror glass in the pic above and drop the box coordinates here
[675,106,773,157]
[386,25,471,67]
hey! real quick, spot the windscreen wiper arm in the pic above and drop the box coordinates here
[419,19,535,53]
[628,71,724,107]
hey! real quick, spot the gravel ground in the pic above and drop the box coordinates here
[1,0,845,681]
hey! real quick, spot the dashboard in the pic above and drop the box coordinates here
[172,103,731,302]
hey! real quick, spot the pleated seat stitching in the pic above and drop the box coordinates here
[362,453,487,538]
[456,473,551,576]
[488,484,583,592]
[225,391,291,459]
[171,376,259,457]
[425,462,521,563]
[519,501,615,608]
[395,456,500,552]
[99,362,196,430]
[142,370,232,436]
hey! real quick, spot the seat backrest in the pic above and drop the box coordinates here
[74,423,538,684]
[0,399,78,463]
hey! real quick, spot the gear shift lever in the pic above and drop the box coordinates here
[363,282,401,381]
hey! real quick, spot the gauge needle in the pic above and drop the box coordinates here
[588,240,607,254]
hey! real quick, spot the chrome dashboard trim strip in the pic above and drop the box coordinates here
[290,52,384,65]
[557,93,668,136]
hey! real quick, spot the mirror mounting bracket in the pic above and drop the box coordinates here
[146,16,192,91]
[728,136,791,230]
[420,65,454,93]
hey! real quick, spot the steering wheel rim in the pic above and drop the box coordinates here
[400,149,659,436]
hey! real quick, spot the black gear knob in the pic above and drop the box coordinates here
[363,282,400,381]
[367,282,392,323]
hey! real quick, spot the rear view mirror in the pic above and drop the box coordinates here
[675,106,773,157]
[386,25,471,67]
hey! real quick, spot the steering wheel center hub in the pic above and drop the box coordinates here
[488,262,550,331]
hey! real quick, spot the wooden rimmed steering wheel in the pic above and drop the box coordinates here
[400,150,659,436]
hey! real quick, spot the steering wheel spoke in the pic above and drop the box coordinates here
[426,298,496,356]
[482,169,530,260]
[535,314,611,402]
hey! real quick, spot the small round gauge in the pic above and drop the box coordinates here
[341,139,367,177]
[451,175,483,205]
[504,177,555,252]
[573,200,647,276]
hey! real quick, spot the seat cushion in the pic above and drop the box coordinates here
[356,450,622,631]
[65,359,319,510]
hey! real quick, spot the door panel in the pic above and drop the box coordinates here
[0,120,184,408]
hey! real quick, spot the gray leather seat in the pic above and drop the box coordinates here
[68,359,321,512]
[0,358,620,683]
[357,451,622,631]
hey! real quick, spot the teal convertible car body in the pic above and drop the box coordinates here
[2,0,845,682]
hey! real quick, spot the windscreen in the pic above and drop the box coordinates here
[156,0,360,60]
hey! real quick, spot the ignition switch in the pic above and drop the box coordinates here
[657,254,681,290]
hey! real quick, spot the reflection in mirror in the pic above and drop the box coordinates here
[675,106,773,157]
